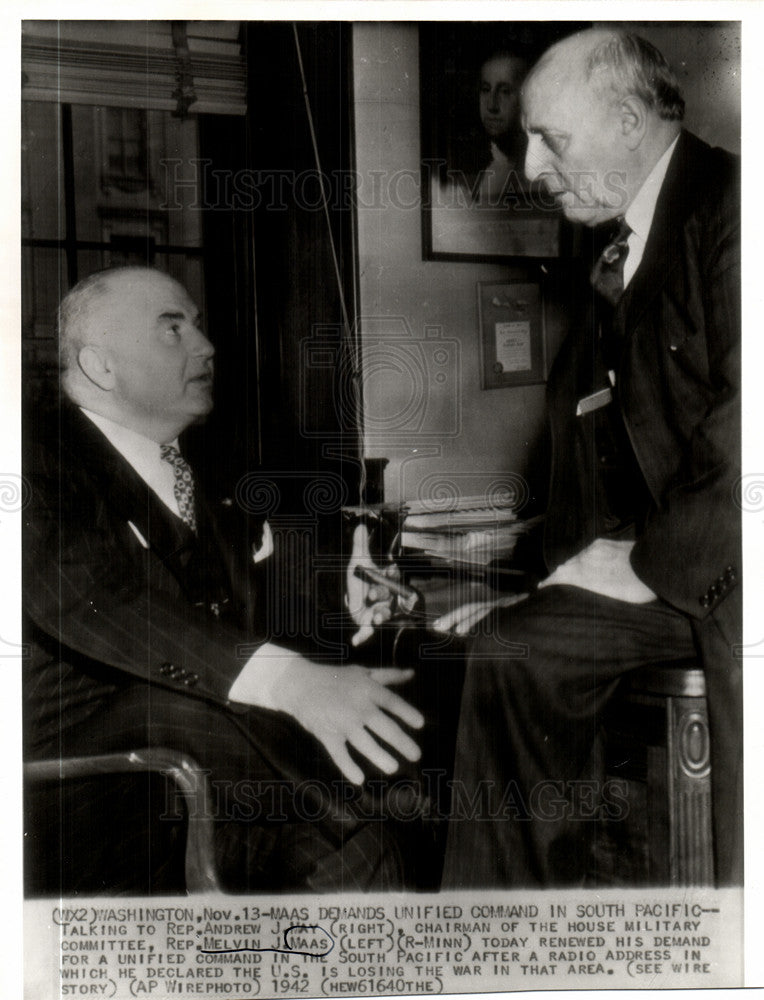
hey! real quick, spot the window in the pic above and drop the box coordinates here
[103,107,150,191]
[21,101,205,405]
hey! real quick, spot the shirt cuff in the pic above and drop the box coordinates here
[227,641,293,710]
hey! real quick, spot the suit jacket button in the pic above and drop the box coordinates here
[183,675,198,687]
[160,662,173,675]
[700,595,711,608]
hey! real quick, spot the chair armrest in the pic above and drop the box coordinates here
[25,747,221,893]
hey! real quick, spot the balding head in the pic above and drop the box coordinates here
[59,266,215,443]
[59,267,156,378]
[522,29,683,225]
[529,29,684,120]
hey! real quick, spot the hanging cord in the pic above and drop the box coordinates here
[291,23,368,506]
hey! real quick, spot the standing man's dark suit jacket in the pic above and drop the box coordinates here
[544,129,742,880]
[23,401,267,755]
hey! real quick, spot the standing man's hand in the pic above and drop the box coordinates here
[431,592,529,635]
[229,644,424,784]
[345,523,399,646]
[538,538,657,603]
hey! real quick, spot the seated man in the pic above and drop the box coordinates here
[439,29,741,887]
[23,265,424,892]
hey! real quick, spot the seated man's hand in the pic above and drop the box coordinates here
[229,644,424,785]
[431,592,529,636]
[538,537,657,604]
[345,523,400,647]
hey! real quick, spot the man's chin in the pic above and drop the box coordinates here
[188,393,214,422]
[188,381,214,404]
[188,403,213,426]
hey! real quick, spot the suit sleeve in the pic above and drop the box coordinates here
[23,449,254,710]
[630,178,741,622]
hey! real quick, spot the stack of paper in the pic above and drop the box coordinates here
[401,495,534,566]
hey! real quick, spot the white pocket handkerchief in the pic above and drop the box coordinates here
[252,521,274,563]
[576,387,613,416]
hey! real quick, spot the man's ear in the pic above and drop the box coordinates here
[77,344,116,391]
[619,95,648,150]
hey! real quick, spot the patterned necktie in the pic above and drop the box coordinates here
[590,218,632,305]
[160,444,198,534]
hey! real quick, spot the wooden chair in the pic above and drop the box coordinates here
[594,660,713,885]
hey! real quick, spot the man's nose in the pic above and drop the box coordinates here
[192,329,215,359]
[487,88,500,111]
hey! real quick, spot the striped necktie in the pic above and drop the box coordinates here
[160,443,198,534]
[590,217,632,305]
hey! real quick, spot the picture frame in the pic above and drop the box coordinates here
[477,279,547,388]
[419,22,587,262]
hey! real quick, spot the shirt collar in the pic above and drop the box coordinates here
[79,407,179,483]
[624,134,680,244]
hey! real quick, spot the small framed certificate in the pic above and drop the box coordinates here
[477,279,547,389]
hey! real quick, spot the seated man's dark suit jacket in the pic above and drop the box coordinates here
[545,129,742,880]
[22,401,404,892]
[24,401,266,750]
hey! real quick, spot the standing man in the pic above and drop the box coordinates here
[441,29,741,886]
[23,265,424,892]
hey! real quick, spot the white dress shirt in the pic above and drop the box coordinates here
[80,407,279,697]
[623,135,679,288]
[80,406,273,557]
[81,408,182,518]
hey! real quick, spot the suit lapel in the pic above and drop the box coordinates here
[62,403,196,569]
[619,130,701,336]
[59,403,256,627]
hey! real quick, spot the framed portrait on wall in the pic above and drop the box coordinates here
[419,22,588,262]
